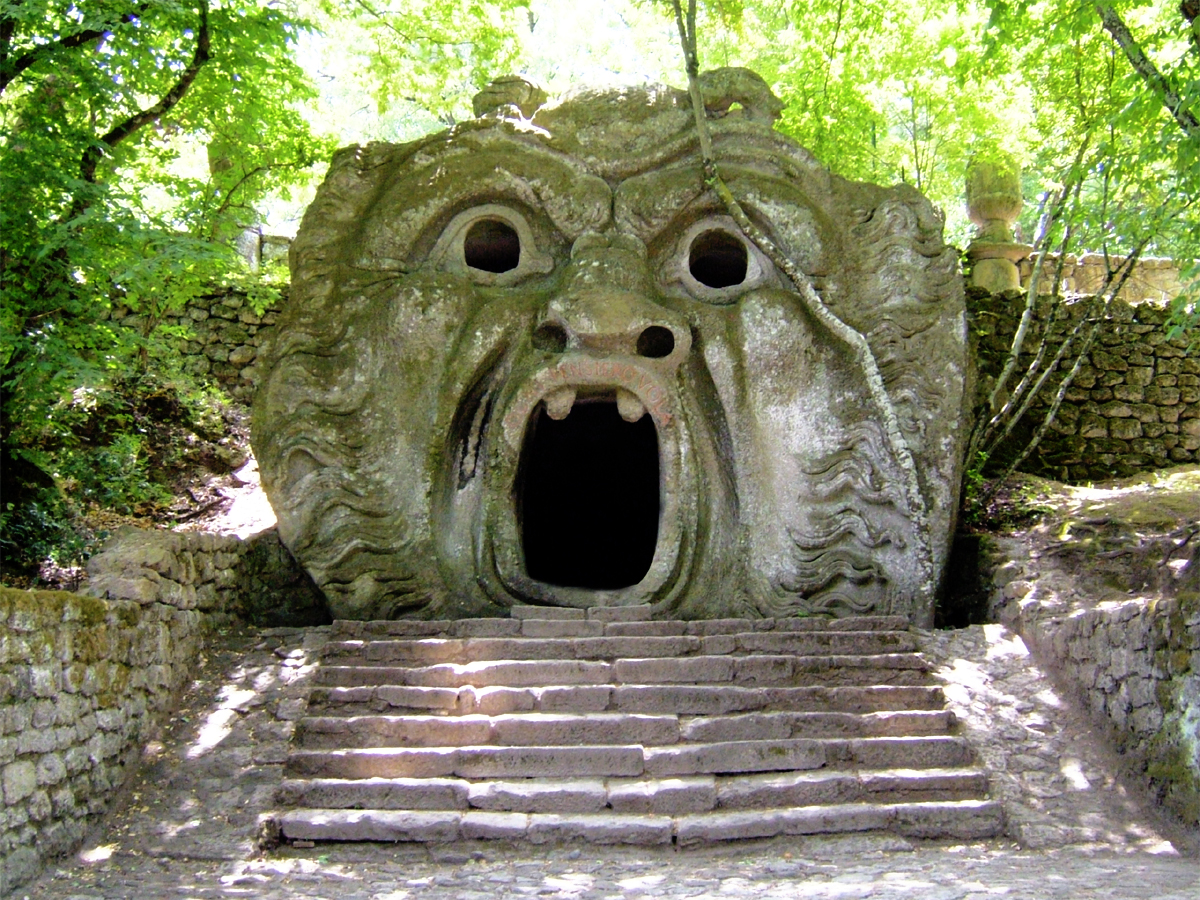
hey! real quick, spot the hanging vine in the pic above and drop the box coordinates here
[668,0,936,606]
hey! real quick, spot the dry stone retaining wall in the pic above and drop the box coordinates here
[986,540,1200,826]
[0,586,210,892]
[969,289,1199,482]
[101,290,285,403]
[0,528,324,892]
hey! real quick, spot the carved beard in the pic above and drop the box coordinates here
[253,76,967,623]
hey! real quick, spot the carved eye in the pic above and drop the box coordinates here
[464,219,520,273]
[689,229,748,288]
[670,216,775,303]
[430,204,553,286]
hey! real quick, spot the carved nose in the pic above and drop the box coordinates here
[534,233,690,364]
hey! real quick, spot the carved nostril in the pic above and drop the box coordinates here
[532,321,568,353]
[636,325,675,359]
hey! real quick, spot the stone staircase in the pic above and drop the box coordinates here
[275,606,1004,846]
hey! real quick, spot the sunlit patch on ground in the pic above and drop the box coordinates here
[1020,465,1200,533]
[923,622,1180,856]
[175,454,278,538]
[78,843,116,863]
[186,680,264,758]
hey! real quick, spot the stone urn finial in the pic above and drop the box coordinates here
[965,149,1032,293]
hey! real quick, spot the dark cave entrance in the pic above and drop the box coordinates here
[517,399,660,590]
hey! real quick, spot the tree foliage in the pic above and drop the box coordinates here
[0,1,334,570]
[2,0,1199,572]
[671,0,1198,499]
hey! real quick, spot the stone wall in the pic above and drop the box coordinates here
[1018,254,1186,305]
[986,538,1200,826]
[0,586,210,892]
[969,288,1199,482]
[0,528,324,892]
[102,290,285,403]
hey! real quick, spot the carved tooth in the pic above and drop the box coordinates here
[544,386,576,420]
[617,388,646,423]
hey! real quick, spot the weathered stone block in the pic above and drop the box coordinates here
[1126,366,1155,386]
[460,810,529,839]
[1145,385,1181,405]
[1110,418,1143,440]
[467,778,607,813]
[1099,401,1133,418]
[1129,403,1160,423]
[1091,349,1128,371]
[1101,370,1126,387]
[643,739,824,776]
[3,761,36,804]
[1079,414,1107,438]
[1181,418,1200,450]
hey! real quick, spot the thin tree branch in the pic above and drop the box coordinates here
[978,242,1148,504]
[207,159,311,239]
[983,180,1086,451]
[352,0,475,46]
[1096,1,1200,141]
[983,290,1097,459]
[668,0,936,606]
[0,5,150,96]
[79,2,211,188]
[1183,0,1199,52]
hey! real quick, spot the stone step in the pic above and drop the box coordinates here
[328,614,912,639]
[715,767,989,810]
[313,653,929,690]
[296,708,956,748]
[275,612,1000,848]
[285,735,972,780]
[277,767,988,814]
[679,709,956,741]
[307,683,948,716]
[276,798,1004,845]
[296,709,957,750]
[320,631,919,664]
[295,712,684,749]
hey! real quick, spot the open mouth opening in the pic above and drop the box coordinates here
[517,396,660,589]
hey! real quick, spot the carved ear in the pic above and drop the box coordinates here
[473,76,548,119]
[698,67,784,124]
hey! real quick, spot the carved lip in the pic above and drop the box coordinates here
[499,356,675,447]
[485,353,690,609]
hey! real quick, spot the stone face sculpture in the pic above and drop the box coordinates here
[252,69,969,624]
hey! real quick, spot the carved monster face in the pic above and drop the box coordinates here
[252,71,969,623]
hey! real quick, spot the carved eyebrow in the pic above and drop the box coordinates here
[353,140,614,270]
[614,165,805,244]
